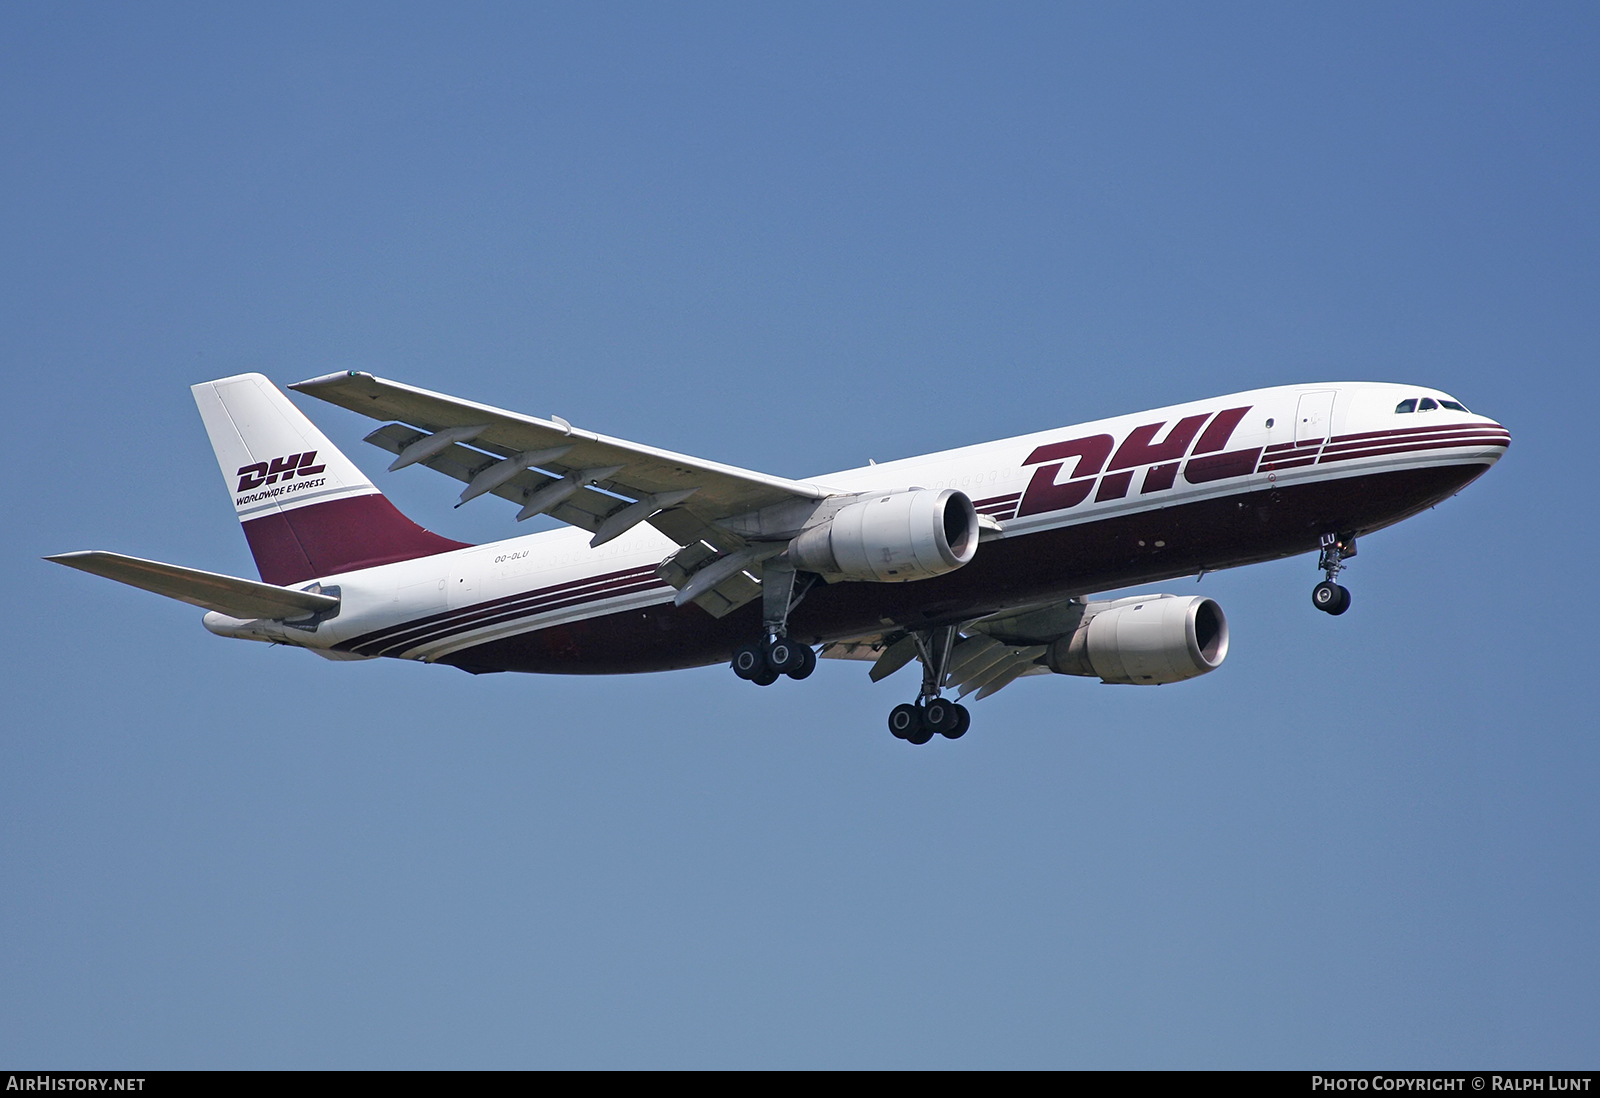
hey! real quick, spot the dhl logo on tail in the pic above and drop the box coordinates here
[235,452,327,492]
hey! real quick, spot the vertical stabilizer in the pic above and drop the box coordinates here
[193,373,469,584]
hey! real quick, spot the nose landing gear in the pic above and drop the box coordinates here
[1312,533,1355,615]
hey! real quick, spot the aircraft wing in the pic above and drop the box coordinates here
[46,551,340,621]
[290,371,831,554]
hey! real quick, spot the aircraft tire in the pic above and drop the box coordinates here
[1312,581,1345,614]
[786,645,817,680]
[1329,584,1352,616]
[732,643,766,680]
[751,667,780,687]
[888,703,921,740]
[765,638,805,674]
[923,697,958,734]
[941,703,971,740]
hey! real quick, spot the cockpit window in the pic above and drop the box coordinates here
[1398,395,1470,413]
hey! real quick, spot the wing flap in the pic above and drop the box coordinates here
[654,539,765,617]
[47,551,339,621]
[819,628,1049,701]
[820,637,895,662]
[689,569,763,618]
[362,424,616,525]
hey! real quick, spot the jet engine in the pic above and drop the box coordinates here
[788,489,980,583]
[1045,594,1228,685]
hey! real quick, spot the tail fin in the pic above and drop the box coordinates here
[193,373,469,584]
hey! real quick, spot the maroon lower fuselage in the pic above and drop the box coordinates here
[402,461,1486,675]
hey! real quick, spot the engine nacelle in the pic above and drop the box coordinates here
[788,489,979,583]
[1046,594,1228,685]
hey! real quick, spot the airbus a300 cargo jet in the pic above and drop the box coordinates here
[50,372,1508,744]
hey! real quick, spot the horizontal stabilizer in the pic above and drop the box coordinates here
[46,551,340,621]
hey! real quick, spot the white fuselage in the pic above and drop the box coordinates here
[206,381,1508,669]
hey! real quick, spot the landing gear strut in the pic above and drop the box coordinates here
[1312,532,1355,616]
[885,626,972,744]
[729,559,818,685]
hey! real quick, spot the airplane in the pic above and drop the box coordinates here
[49,372,1509,745]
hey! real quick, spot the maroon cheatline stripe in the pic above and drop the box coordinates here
[1260,456,1319,470]
[972,492,1021,508]
[1321,428,1509,456]
[1318,431,1510,458]
[1318,436,1510,465]
[976,502,1018,515]
[1328,421,1506,445]
[360,572,670,656]
[1259,423,1507,461]
[342,564,661,653]
[357,577,672,658]
[1320,440,1511,463]
[349,571,664,656]
[347,564,659,648]
[351,574,670,657]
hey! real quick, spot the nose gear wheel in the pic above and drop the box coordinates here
[1312,533,1356,616]
[1312,580,1351,615]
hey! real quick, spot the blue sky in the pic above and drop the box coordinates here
[3,2,1596,1067]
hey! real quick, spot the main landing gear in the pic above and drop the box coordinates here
[731,635,816,685]
[887,626,971,745]
[1312,532,1355,616]
[888,696,971,745]
[730,559,818,686]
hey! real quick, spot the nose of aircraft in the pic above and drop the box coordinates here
[1474,415,1512,454]
[1437,393,1510,452]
